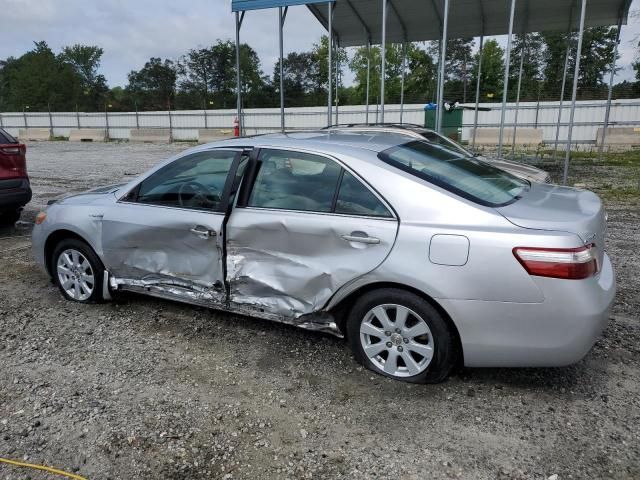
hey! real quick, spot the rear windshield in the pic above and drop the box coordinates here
[378,140,528,207]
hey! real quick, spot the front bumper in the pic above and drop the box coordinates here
[0,178,32,210]
[440,253,615,367]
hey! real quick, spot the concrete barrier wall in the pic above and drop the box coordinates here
[595,127,640,146]
[18,128,50,141]
[198,128,234,143]
[129,128,171,143]
[68,128,106,142]
[473,128,543,146]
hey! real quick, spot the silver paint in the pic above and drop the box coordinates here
[32,132,615,367]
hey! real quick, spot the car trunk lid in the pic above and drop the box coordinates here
[496,182,606,265]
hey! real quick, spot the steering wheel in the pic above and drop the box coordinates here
[178,181,219,208]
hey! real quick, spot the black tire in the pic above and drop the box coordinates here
[51,238,105,303]
[346,288,458,384]
[0,209,21,226]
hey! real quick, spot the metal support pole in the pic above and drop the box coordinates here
[553,40,572,161]
[472,35,484,149]
[380,0,388,123]
[435,40,442,132]
[235,11,244,135]
[365,42,371,124]
[436,0,449,134]
[498,0,516,158]
[203,107,208,129]
[0,113,3,129]
[279,6,287,132]
[104,104,109,140]
[48,103,53,138]
[135,101,140,129]
[400,42,407,124]
[168,108,173,142]
[510,39,526,159]
[335,41,339,125]
[76,104,80,128]
[23,107,28,128]
[563,0,587,185]
[328,2,333,126]
[598,16,622,160]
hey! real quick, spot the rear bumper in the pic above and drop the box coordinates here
[0,178,32,209]
[441,253,615,367]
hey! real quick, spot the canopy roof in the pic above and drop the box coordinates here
[305,0,632,47]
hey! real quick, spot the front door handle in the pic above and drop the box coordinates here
[341,233,380,245]
[190,226,216,238]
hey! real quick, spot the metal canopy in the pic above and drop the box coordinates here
[307,0,632,47]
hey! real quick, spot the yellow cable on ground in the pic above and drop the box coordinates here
[0,457,87,480]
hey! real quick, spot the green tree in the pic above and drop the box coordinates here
[126,57,177,110]
[349,43,405,105]
[427,38,475,101]
[471,39,504,102]
[0,41,81,111]
[508,34,544,101]
[59,44,109,110]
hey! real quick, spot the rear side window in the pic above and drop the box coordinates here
[249,149,341,213]
[335,171,392,218]
[247,148,393,218]
[378,140,528,207]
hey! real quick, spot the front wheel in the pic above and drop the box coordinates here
[347,288,458,383]
[51,238,105,303]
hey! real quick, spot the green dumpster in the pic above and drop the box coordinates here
[424,104,463,141]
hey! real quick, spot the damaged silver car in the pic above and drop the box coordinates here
[32,131,615,383]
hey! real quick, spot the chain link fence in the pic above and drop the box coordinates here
[1,99,639,147]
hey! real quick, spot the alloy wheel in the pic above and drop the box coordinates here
[359,304,434,378]
[56,249,95,301]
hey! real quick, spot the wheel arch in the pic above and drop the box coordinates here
[329,281,464,366]
[44,229,97,277]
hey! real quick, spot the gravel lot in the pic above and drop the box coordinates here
[0,142,638,480]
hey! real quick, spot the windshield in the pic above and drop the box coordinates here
[378,140,528,207]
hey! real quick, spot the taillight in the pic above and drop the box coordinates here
[0,146,21,155]
[513,244,598,280]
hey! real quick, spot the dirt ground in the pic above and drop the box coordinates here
[0,142,638,480]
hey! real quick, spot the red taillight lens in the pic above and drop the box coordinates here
[0,146,21,155]
[513,244,598,280]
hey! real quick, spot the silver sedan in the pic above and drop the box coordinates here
[32,132,615,383]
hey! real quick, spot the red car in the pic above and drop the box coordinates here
[0,128,31,225]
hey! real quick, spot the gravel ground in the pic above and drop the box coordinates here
[0,142,638,480]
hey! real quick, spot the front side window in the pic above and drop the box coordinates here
[248,149,341,213]
[378,140,528,207]
[134,150,237,211]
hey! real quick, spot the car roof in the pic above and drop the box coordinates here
[204,130,422,157]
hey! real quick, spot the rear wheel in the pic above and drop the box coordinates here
[51,238,105,303]
[0,209,21,226]
[347,288,457,383]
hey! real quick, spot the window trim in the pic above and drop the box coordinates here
[118,148,244,214]
[239,146,397,220]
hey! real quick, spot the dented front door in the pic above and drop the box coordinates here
[101,149,242,303]
[225,147,399,319]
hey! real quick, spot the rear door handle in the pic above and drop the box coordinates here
[341,233,380,245]
[190,226,216,238]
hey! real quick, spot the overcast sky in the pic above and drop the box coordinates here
[1,0,638,88]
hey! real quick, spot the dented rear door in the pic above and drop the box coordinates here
[225,147,398,319]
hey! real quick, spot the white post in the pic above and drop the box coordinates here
[497,0,516,159]
[562,0,587,185]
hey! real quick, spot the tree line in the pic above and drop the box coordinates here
[1,28,639,113]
